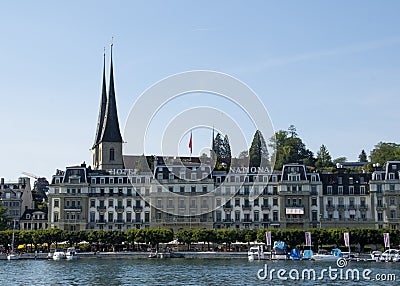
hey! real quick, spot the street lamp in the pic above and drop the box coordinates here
[319,214,322,229]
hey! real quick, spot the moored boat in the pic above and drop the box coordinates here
[65,247,78,260]
[52,249,67,260]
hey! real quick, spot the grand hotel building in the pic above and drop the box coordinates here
[47,51,400,232]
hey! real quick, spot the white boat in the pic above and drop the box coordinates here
[65,247,78,260]
[380,249,400,262]
[7,220,19,261]
[311,249,342,261]
[52,249,67,260]
[248,246,264,261]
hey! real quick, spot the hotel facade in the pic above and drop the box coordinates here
[46,51,400,232]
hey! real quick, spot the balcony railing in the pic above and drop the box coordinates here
[97,206,106,211]
[115,206,125,212]
[242,204,252,210]
[95,219,107,224]
[64,205,82,211]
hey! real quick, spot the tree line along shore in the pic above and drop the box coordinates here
[1,227,397,254]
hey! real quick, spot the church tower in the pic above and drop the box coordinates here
[92,45,124,170]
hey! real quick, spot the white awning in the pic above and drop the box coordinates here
[349,210,356,215]
[285,208,304,215]
[243,210,251,214]
[262,210,270,214]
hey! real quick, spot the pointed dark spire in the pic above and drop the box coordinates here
[100,43,123,143]
[93,50,108,148]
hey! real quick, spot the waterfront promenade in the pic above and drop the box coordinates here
[0,251,247,260]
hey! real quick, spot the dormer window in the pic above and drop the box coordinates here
[389,173,395,180]
[26,214,31,219]
[288,174,300,181]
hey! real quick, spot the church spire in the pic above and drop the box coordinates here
[93,50,107,148]
[99,43,123,143]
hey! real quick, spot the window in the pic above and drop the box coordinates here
[235,198,240,206]
[203,186,208,193]
[338,177,342,184]
[312,198,317,206]
[338,186,343,195]
[390,197,395,206]
[127,189,132,196]
[360,186,366,195]
[327,186,332,195]
[273,198,278,206]
[254,198,259,206]
[54,200,59,208]
[53,212,58,222]
[378,212,383,221]
[108,199,114,207]
[390,210,396,219]
[254,211,259,222]
[377,184,382,193]
[273,211,278,221]
[191,186,196,193]
[127,199,132,207]
[110,148,115,161]
[349,186,354,194]
[90,200,95,207]
[349,177,354,184]
[235,211,240,221]
[180,186,185,193]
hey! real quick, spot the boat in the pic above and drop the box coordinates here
[311,248,342,261]
[379,249,400,262]
[271,241,288,260]
[248,246,265,261]
[52,249,67,260]
[65,247,78,260]
[7,220,19,260]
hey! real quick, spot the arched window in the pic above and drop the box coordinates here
[110,148,115,161]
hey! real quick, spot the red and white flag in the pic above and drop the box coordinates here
[344,232,350,247]
[266,231,271,246]
[188,132,193,154]
[305,232,312,247]
[384,233,390,248]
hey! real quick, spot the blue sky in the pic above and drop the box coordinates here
[1,1,399,181]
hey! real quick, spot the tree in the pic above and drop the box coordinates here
[238,150,248,159]
[222,135,232,167]
[269,126,315,170]
[358,149,367,162]
[315,145,333,169]
[249,130,269,169]
[0,204,9,230]
[175,229,194,251]
[370,142,400,165]
[333,157,347,164]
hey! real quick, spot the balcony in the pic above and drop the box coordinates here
[261,218,270,223]
[326,204,335,211]
[115,206,125,212]
[223,219,233,223]
[223,204,232,211]
[242,219,253,223]
[97,206,106,211]
[337,204,346,210]
[242,204,252,211]
[114,219,125,224]
[261,204,271,211]
[96,219,107,224]
[285,217,305,222]
[376,204,386,210]
[64,205,82,211]
[134,206,143,212]
[131,219,143,224]
[359,204,368,210]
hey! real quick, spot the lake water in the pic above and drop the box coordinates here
[2,258,400,285]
